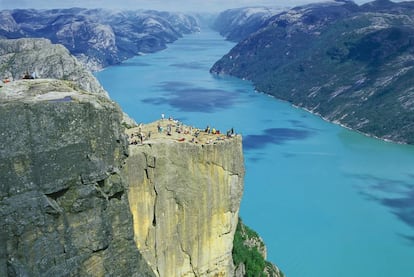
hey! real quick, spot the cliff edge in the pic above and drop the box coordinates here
[0,79,153,276]
[0,33,281,275]
[123,122,244,276]
[0,79,247,276]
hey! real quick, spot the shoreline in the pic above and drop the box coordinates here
[295,103,407,146]
[249,85,409,146]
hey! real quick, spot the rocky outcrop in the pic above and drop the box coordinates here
[0,9,200,70]
[123,129,245,276]
[0,78,247,276]
[0,79,153,276]
[0,26,281,274]
[211,0,414,144]
[0,37,139,128]
[0,38,107,96]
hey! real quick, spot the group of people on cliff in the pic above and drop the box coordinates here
[129,126,151,145]
[128,114,237,146]
[204,125,235,138]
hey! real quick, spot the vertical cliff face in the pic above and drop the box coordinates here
[0,79,154,276]
[123,133,245,277]
[0,32,249,275]
[1,79,246,276]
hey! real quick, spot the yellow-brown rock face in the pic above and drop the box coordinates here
[123,128,245,277]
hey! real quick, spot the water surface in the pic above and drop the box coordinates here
[96,29,414,277]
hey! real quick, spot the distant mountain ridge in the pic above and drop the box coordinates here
[0,8,200,70]
[211,0,414,144]
[212,7,284,42]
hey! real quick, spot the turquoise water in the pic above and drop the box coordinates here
[96,29,414,277]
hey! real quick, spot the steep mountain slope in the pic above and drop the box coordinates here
[0,8,200,70]
[212,7,284,42]
[211,0,414,144]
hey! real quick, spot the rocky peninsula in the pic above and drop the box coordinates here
[124,120,244,276]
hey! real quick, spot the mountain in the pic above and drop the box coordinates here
[211,0,414,144]
[212,7,284,42]
[0,8,200,70]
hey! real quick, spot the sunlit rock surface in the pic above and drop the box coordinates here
[0,79,246,277]
[124,122,245,277]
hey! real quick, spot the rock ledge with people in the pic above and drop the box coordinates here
[127,118,238,146]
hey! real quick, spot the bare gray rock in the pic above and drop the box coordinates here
[0,38,108,96]
[0,79,154,277]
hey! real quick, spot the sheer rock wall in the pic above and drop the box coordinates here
[0,79,153,277]
[0,79,245,277]
[124,138,245,277]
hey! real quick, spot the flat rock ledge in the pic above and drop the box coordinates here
[126,120,239,146]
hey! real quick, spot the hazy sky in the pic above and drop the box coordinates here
[0,0,390,13]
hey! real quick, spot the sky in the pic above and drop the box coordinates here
[0,0,396,13]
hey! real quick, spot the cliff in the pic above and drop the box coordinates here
[0,31,282,276]
[211,0,414,144]
[0,79,247,276]
[0,79,153,276]
[123,122,244,276]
